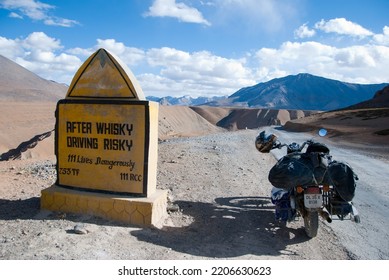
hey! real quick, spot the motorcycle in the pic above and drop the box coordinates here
[256,129,360,238]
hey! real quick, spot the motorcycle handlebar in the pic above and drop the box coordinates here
[257,130,329,155]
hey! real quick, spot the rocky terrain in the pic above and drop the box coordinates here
[0,129,354,260]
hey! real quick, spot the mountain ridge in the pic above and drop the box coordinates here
[147,95,227,106]
[226,73,388,110]
[146,73,388,111]
[0,55,67,102]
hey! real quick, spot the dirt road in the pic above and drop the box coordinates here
[0,129,355,259]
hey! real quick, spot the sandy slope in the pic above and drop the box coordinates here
[0,102,56,160]
[158,105,225,139]
[284,108,389,158]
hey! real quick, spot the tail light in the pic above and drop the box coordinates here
[305,186,321,194]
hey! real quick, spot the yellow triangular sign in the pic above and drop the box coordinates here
[66,48,145,100]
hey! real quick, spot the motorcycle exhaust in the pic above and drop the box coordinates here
[319,207,332,223]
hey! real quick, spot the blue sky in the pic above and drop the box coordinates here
[1,0,389,98]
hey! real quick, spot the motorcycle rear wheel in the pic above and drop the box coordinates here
[304,211,319,238]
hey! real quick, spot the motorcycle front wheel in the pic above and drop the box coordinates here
[303,210,319,238]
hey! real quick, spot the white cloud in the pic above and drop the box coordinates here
[373,26,389,46]
[335,46,377,68]
[153,48,250,80]
[0,35,23,58]
[66,47,93,57]
[44,17,79,27]
[23,31,62,51]
[95,39,146,66]
[146,47,191,67]
[254,41,389,84]
[0,32,81,83]
[144,0,211,26]
[315,18,374,38]
[0,0,53,20]
[143,47,254,96]
[0,34,253,95]
[0,0,79,27]
[294,23,316,38]
[1,31,389,98]
[211,0,298,33]
[8,11,22,18]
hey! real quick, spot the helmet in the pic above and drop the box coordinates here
[255,131,277,153]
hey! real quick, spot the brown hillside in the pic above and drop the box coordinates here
[284,108,389,147]
[284,85,389,148]
[192,107,317,130]
[158,105,225,139]
[0,55,67,102]
[189,106,232,125]
[0,102,56,159]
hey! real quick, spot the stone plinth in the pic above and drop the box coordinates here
[41,184,168,227]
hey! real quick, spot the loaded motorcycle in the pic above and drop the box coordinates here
[255,129,360,238]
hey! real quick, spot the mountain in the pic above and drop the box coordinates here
[146,95,227,106]
[0,55,67,102]
[346,85,389,109]
[223,73,388,110]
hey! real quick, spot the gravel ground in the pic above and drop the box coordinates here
[0,129,352,260]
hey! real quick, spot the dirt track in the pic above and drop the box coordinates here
[0,129,352,260]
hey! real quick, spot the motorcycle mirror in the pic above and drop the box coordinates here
[318,128,327,137]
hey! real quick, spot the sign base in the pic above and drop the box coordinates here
[41,185,168,227]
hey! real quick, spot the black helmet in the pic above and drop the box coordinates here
[255,131,277,153]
